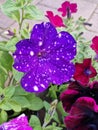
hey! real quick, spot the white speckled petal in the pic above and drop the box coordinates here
[48,31,76,61]
[13,39,38,72]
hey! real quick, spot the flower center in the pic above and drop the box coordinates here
[84,68,92,76]
[38,49,47,57]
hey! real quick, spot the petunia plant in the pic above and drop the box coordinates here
[0,0,98,130]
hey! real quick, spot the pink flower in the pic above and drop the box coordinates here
[0,114,33,130]
[46,11,65,27]
[73,58,97,85]
[65,97,98,130]
[58,1,77,17]
[91,36,98,54]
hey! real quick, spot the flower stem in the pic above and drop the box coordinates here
[19,8,24,35]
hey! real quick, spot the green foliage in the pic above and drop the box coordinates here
[12,68,23,82]
[0,110,8,124]
[0,0,44,22]
[24,5,44,20]
[26,94,44,111]
[29,115,42,130]
[0,51,13,71]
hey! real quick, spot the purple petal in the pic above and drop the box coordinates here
[21,71,50,93]
[30,22,57,49]
[49,60,75,84]
[13,39,38,72]
[21,60,75,93]
[0,114,33,130]
[48,31,76,61]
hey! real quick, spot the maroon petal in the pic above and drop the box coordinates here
[60,89,79,112]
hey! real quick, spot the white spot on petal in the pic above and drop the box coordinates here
[40,84,45,88]
[58,33,62,38]
[27,64,29,67]
[19,51,22,54]
[14,55,16,59]
[49,69,52,73]
[73,45,76,47]
[24,83,28,87]
[30,51,34,56]
[34,85,39,91]
[28,76,31,78]
[56,57,59,60]
[35,25,38,29]
[16,66,18,69]
[39,41,43,46]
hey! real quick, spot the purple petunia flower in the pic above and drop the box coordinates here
[13,22,76,93]
[0,114,33,130]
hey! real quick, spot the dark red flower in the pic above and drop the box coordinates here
[65,97,98,130]
[58,1,77,17]
[73,58,97,85]
[60,81,98,112]
[91,36,98,54]
[46,11,65,27]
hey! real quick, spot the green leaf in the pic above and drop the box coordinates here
[0,0,20,17]
[13,68,23,82]
[29,115,42,130]
[8,99,21,112]
[0,110,8,124]
[0,66,7,87]
[20,28,29,39]
[12,96,30,108]
[26,94,43,111]
[0,100,11,111]
[0,51,13,71]
[24,5,44,20]
[11,10,20,22]
[5,37,19,51]
[4,86,15,99]
[14,86,28,96]
[43,101,50,111]
[57,102,67,117]
[0,41,7,51]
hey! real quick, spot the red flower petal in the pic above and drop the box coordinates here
[60,89,79,112]
[91,36,98,53]
[73,58,97,85]
[65,97,98,130]
[58,1,77,17]
[70,97,98,114]
[74,74,89,85]
[46,11,65,27]
[82,58,91,67]
[70,3,77,13]
[89,66,97,78]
